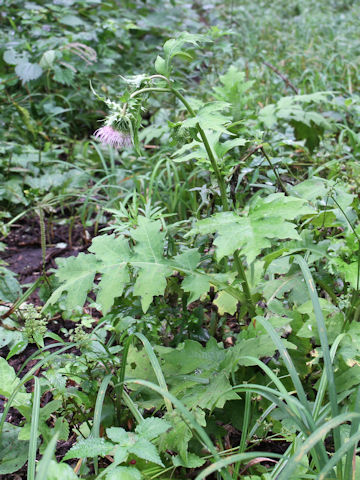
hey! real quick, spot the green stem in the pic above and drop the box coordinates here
[170,88,256,317]
[129,87,169,98]
[38,207,47,275]
[170,88,230,210]
[261,146,288,195]
[234,252,256,318]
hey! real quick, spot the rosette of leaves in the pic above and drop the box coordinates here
[44,216,237,315]
[46,192,316,320]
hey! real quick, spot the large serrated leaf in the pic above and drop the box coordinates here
[63,437,112,460]
[106,427,129,444]
[174,249,210,303]
[162,338,226,375]
[0,357,30,408]
[3,49,24,65]
[135,417,171,440]
[15,61,43,83]
[0,422,28,474]
[159,410,192,461]
[0,266,22,302]
[181,101,231,133]
[46,218,238,313]
[45,253,98,312]
[129,437,164,466]
[191,193,316,263]
[89,235,131,314]
[53,66,75,86]
[131,217,172,311]
[185,373,239,410]
[213,290,238,315]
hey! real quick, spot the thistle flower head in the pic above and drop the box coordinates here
[93,108,133,149]
[94,125,132,149]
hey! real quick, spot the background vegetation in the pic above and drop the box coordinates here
[0,0,359,478]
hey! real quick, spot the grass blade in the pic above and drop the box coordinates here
[237,355,291,396]
[116,334,134,423]
[312,333,345,420]
[91,374,112,475]
[344,387,360,480]
[318,431,360,480]
[92,374,112,437]
[122,390,144,424]
[254,317,329,469]
[256,316,310,413]
[230,384,312,436]
[135,333,173,412]
[239,391,251,453]
[35,431,59,480]
[27,377,41,480]
[296,255,342,476]
[194,451,281,480]
[277,412,360,480]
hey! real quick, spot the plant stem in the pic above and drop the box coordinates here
[233,252,256,318]
[170,88,256,317]
[261,146,288,195]
[170,88,230,210]
[38,207,47,275]
[129,87,169,99]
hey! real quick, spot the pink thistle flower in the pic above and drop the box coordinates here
[93,125,132,149]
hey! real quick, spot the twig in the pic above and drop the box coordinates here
[239,457,278,475]
[229,144,288,196]
[263,61,299,94]
[260,146,288,195]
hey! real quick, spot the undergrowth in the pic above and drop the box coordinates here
[0,0,360,479]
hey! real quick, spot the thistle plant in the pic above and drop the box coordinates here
[90,33,256,318]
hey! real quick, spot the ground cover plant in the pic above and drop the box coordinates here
[0,0,360,478]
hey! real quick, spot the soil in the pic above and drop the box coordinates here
[0,214,94,287]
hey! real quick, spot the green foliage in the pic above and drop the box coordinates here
[259,93,333,151]
[0,421,28,475]
[155,32,208,77]
[191,193,316,263]
[45,217,235,314]
[0,263,22,302]
[0,357,30,408]
[21,304,48,348]
[213,66,255,121]
[39,460,78,480]
[63,437,112,460]
[64,418,170,478]
[1,0,360,479]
